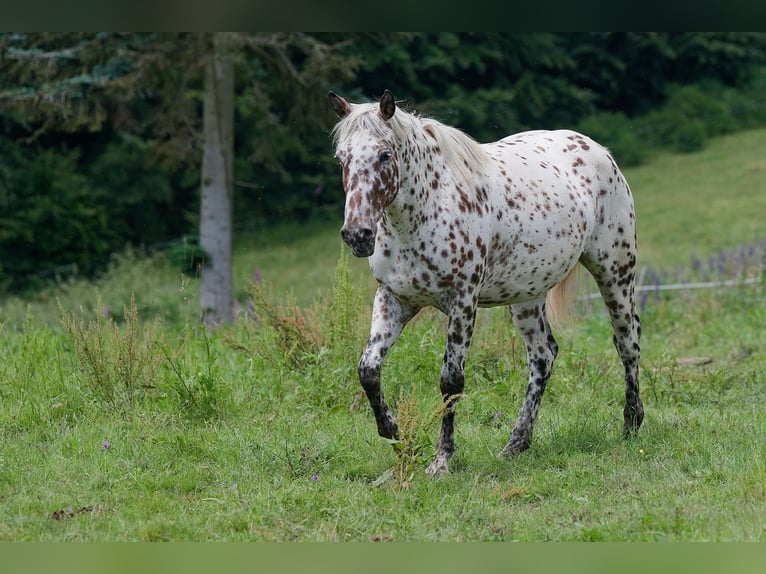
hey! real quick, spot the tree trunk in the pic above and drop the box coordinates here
[199,33,234,330]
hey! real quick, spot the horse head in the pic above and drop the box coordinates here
[328,90,399,258]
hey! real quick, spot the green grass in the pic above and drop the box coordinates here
[0,130,765,541]
[0,285,763,541]
[631,128,766,268]
[232,221,375,307]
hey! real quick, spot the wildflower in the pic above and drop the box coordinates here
[639,291,649,313]
[102,440,111,450]
[690,256,702,272]
[310,474,321,482]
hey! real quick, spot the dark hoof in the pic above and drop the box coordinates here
[376,418,399,442]
[497,436,530,459]
[622,401,644,438]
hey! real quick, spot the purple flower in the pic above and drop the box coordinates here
[254,268,262,284]
[102,440,111,450]
[639,290,649,313]
[102,305,110,318]
[310,474,321,482]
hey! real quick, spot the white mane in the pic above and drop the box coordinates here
[332,101,488,189]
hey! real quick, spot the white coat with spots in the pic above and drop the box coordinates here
[329,90,642,476]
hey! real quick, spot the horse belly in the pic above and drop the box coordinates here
[478,249,578,306]
[478,212,591,306]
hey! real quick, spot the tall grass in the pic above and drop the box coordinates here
[59,295,161,409]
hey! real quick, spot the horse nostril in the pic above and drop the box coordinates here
[341,226,374,249]
[359,228,374,242]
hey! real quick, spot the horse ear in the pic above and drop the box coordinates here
[328,91,351,118]
[379,89,395,121]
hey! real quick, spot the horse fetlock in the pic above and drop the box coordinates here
[375,412,399,440]
[622,399,644,437]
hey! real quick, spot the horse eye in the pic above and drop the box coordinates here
[378,150,392,163]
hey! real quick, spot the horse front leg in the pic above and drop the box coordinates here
[425,295,478,477]
[358,287,418,443]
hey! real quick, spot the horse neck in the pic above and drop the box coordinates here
[383,133,447,234]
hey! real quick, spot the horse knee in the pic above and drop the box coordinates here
[440,378,464,404]
[358,351,381,387]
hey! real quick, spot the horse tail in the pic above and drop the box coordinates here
[546,264,580,332]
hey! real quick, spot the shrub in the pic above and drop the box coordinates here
[577,111,651,167]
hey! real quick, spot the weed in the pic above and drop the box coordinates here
[159,327,226,421]
[246,282,324,368]
[373,386,447,491]
[59,294,160,409]
[327,247,366,357]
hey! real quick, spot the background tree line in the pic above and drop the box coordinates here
[2,32,766,297]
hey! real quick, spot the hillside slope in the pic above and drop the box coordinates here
[630,128,766,269]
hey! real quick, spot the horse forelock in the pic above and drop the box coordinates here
[331,102,393,148]
[332,102,488,189]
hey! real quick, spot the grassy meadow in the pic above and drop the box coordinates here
[0,130,765,541]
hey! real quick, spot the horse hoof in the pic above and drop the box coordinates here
[425,457,449,477]
[623,402,644,438]
[497,438,530,459]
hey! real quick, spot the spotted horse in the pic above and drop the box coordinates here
[328,89,643,476]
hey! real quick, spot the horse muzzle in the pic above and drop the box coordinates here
[340,225,376,258]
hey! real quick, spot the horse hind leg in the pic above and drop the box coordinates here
[580,251,643,438]
[498,298,558,458]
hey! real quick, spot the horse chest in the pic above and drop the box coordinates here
[369,228,486,309]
